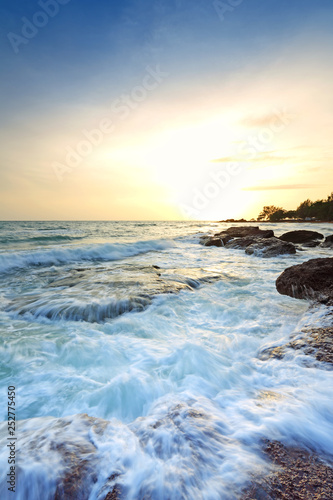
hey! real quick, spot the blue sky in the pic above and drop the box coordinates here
[1,0,333,219]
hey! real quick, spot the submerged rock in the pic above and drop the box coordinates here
[225,236,258,249]
[242,440,333,500]
[200,233,233,246]
[321,235,333,248]
[6,265,220,324]
[279,230,324,245]
[245,237,296,257]
[259,327,333,366]
[226,236,296,257]
[276,257,333,302]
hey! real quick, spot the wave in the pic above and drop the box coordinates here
[0,234,85,245]
[0,239,176,273]
[7,296,152,323]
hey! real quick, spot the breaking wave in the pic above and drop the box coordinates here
[0,239,175,273]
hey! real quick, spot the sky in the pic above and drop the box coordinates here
[0,0,333,220]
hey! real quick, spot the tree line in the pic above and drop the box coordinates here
[258,193,333,222]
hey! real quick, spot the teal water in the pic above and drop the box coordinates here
[0,221,333,499]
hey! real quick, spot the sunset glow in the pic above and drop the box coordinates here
[1,1,333,220]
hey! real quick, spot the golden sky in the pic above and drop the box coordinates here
[1,1,332,220]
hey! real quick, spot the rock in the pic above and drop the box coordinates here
[245,237,296,257]
[289,328,333,365]
[259,327,333,365]
[276,257,333,302]
[225,235,296,257]
[224,226,274,238]
[302,240,322,248]
[225,236,258,249]
[225,237,296,256]
[242,440,333,500]
[279,230,324,244]
[212,232,234,245]
[321,235,333,248]
[259,345,286,360]
[200,233,234,246]
[203,237,223,247]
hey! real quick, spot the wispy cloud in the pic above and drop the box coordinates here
[240,113,280,128]
[211,152,293,164]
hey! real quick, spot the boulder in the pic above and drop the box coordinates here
[225,237,296,256]
[224,226,274,238]
[321,235,333,248]
[245,237,296,257]
[279,230,324,244]
[212,232,234,245]
[203,237,223,247]
[225,236,258,249]
[200,233,233,246]
[276,257,333,302]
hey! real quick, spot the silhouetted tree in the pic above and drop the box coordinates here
[257,206,283,221]
[257,192,333,222]
[269,209,287,222]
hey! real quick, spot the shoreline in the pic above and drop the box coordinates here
[218,219,333,224]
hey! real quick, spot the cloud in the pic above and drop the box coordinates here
[240,113,283,128]
[210,156,235,163]
[211,152,293,164]
[243,184,318,191]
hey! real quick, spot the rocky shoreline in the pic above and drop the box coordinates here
[7,227,333,500]
[200,225,332,257]
[242,440,333,500]
[75,230,333,499]
[201,226,333,498]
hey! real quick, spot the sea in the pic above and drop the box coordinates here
[0,220,332,499]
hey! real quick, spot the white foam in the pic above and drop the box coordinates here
[1,221,333,499]
[0,239,175,273]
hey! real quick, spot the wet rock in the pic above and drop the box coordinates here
[242,440,333,500]
[259,327,333,366]
[259,346,286,361]
[102,481,122,500]
[6,266,220,324]
[245,238,296,257]
[200,233,232,246]
[225,236,258,249]
[203,237,223,247]
[54,441,98,500]
[7,414,117,500]
[200,227,295,258]
[224,226,274,238]
[289,328,333,365]
[321,235,333,248]
[279,230,324,244]
[212,232,234,245]
[276,257,333,302]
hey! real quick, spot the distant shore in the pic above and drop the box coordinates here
[218,219,333,224]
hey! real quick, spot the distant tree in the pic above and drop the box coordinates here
[284,210,297,219]
[257,206,284,221]
[269,209,287,222]
[296,199,312,219]
[257,192,333,222]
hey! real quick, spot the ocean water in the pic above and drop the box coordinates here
[0,220,333,499]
